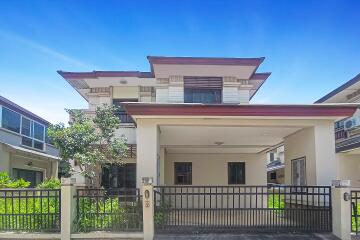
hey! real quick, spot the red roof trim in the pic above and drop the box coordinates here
[57,71,153,79]
[122,103,357,117]
[147,56,265,66]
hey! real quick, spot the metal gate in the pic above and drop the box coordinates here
[154,185,332,233]
[351,190,360,234]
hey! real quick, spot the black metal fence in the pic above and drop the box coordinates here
[154,185,332,233]
[351,190,360,234]
[74,188,142,232]
[0,189,61,232]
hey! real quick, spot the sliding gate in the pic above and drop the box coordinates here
[154,185,331,233]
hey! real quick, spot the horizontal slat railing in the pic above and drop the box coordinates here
[154,185,331,233]
[0,189,61,232]
[74,188,142,232]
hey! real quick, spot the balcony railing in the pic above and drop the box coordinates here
[116,112,135,124]
[335,118,360,152]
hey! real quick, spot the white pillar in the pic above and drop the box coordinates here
[61,178,77,240]
[142,177,154,240]
[332,180,352,240]
[136,119,159,188]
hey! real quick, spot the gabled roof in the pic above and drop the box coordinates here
[0,96,50,125]
[315,73,360,103]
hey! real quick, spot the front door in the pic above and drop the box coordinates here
[101,163,136,189]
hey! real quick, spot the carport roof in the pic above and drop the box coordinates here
[122,102,358,118]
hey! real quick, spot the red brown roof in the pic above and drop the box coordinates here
[147,56,265,69]
[122,102,357,118]
[57,70,153,79]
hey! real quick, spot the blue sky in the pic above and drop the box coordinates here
[0,0,359,123]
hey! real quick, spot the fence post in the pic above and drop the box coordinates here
[61,178,77,240]
[142,177,154,240]
[332,180,351,240]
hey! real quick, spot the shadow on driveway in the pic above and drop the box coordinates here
[155,233,340,240]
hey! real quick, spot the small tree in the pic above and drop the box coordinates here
[48,105,128,181]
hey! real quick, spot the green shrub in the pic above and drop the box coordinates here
[36,177,61,189]
[0,172,30,189]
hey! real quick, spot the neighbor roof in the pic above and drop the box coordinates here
[315,73,360,103]
[0,96,50,125]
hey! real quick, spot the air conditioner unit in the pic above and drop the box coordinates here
[344,116,360,130]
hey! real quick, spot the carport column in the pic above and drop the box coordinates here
[332,180,351,240]
[61,178,77,240]
[142,177,155,240]
[136,119,159,187]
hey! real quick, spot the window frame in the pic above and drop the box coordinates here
[228,162,246,185]
[0,106,46,151]
[12,168,44,188]
[1,106,21,133]
[174,162,192,185]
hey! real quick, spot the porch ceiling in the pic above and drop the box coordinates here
[160,126,301,154]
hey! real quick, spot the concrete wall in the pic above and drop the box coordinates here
[284,127,316,185]
[337,153,360,187]
[284,121,336,186]
[164,153,267,186]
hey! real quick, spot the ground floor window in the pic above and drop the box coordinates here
[291,157,306,185]
[270,171,277,180]
[12,168,43,187]
[228,162,246,184]
[174,162,192,185]
[101,163,136,189]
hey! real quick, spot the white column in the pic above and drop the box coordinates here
[60,178,77,240]
[136,119,159,188]
[332,180,352,240]
[142,177,154,240]
[314,122,336,185]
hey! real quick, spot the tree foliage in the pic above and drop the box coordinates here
[48,104,128,179]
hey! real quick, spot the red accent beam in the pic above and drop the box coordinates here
[122,103,358,117]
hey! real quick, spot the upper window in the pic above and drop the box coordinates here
[0,106,46,151]
[228,162,245,184]
[2,107,21,133]
[184,76,223,104]
[174,162,192,185]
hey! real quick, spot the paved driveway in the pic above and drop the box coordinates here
[155,233,340,240]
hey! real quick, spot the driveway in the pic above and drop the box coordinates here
[155,233,340,240]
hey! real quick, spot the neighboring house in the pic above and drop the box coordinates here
[58,56,357,188]
[0,96,59,187]
[266,145,285,184]
[315,73,360,187]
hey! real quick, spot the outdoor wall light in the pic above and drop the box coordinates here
[144,189,150,199]
[344,192,351,201]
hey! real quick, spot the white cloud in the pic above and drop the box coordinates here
[0,30,95,69]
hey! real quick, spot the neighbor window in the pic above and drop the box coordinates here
[228,162,245,184]
[1,106,46,151]
[1,107,21,133]
[20,116,45,151]
[101,163,136,189]
[174,162,192,185]
[13,168,43,188]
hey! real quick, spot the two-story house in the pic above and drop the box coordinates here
[59,56,357,188]
[316,73,360,187]
[0,96,59,187]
